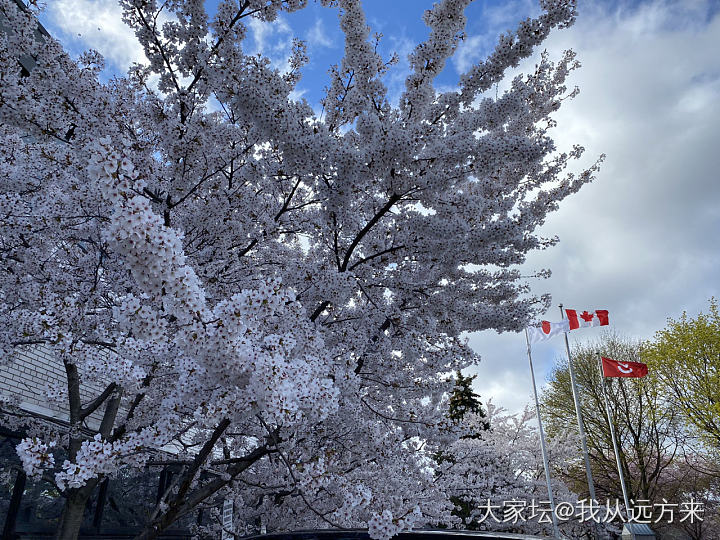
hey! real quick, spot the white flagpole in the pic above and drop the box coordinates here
[524,329,561,539]
[597,353,634,536]
[559,304,597,505]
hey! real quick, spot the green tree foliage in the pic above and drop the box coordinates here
[643,299,720,450]
[541,334,683,506]
[448,372,488,428]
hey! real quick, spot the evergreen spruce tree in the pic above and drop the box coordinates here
[443,372,489,528]
[448,372,489,434]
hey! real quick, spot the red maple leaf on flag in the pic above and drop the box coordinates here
[566,309,610,330]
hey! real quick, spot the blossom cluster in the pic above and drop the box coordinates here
[55,434,117,490]
[87,139,207,323]
[332,483,373,524]
[16,437,56,478]
[113,295,168,343]
[77,342,146,388]
[368,506,424,540]
[53,426,172,490]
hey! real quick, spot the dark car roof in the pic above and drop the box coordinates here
[241,529,553,540]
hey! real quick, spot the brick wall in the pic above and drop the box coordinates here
[0,344,107,429]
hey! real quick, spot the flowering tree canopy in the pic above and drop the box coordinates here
[438,404,599,538]
[0,0,601,537]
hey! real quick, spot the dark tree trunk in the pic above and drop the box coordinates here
[55,368,122,540]
[92,478,109,531]
[54,485,95,540]
[2,469,26,540]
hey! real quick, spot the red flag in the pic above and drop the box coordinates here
[601,357,648,378]
[566,309,609,330]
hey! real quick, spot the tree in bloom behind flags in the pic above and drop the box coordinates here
[527,309,609,343]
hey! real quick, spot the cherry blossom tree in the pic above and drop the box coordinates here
[0,0,602,538]
[437,403,602,538]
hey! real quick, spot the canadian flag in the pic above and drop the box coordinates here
[527,320,570,344]
[601,357,648,378]
[565,309,609,330]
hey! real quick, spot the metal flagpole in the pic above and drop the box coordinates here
[559,304,597,504]
[524,329,561,539]
[597,353,634,536]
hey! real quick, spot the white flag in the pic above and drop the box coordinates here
[527,320,570,344]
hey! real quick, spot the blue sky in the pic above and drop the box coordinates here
[36,0,720,413]
[35,0,549,106]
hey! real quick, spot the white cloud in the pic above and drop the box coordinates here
[453,33,491,74]
[375,33,416,107]
[44,0,146,71]
[306,17,332,49]
[466,0,720,414]
[481,0,539,30]
[247,15,294,73]
[452,0,539,75]
[289,87,308,102]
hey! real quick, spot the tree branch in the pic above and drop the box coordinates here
[348,244,405,271]
[172,418,231,505]
[340,192,401,271]
[79,382,117,421]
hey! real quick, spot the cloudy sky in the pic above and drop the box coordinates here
[37,0,720,414]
